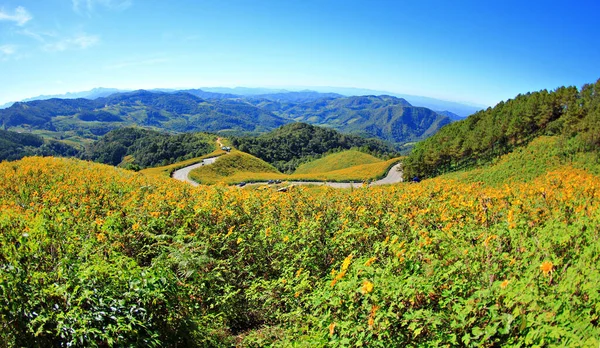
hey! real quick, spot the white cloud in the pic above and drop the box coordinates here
[0,6,32,26]
[72,0,132,13]
[0,45,16,55]
[0,44,17,61]
[43,33,99,52]
[18,29,56,42]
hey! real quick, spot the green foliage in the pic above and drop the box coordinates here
[86,127,216,168]
[404,79,600,179]
[0,91,290,139]
[442,136,564,186]
[1,92,452,146]
[231,123,398,173]
[1,157,599,346]
[249,95,451,143]
[0,129,80,161]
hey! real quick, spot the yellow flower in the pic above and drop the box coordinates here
[364,257,377,267]
[341,254,353,271]
[368,305,379,328]
[362,280,374,294]
[540,261,553,275]
[329,322,336,336]
[500,279,510,289]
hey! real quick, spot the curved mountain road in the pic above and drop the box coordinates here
[171,157,218,187]
[172,158,403,188]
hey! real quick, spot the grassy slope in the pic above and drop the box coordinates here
[439,136,600,187]
[188,152,401,185]
[188,150,281,184]
[294,150,382,174]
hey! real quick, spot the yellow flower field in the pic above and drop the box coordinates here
[1,156,599,346]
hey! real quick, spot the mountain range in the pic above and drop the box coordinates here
[0,86,482,117]
[0,90,456,144]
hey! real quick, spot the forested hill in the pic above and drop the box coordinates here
[1,91,453,146]
[0,90,289,136]
[404,79,600,179]
[248,95,451,143]
[0,129,80,161]
[85,127,216,169]
[231,122,398,172]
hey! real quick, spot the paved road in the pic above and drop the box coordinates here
[171,157,218,186]
[283,163,403,188]
[172,158,403,188]
[371,163,403,185]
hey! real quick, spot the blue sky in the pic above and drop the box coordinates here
[1,0,599,106]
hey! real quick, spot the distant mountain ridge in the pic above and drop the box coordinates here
[248,95,451,143]
[0,89,453,144]
[1,86,483,117]
[0,90,289,137]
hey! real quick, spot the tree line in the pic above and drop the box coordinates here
[231,122,399,173]
[404,79,600,178]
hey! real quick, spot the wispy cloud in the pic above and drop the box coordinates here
[72,0,132,13]
[18,29,56,42]
[0,6,32,26]
[43,33,99,52]
[0,45,16,55]
[105,57,169,70]
[0,44,17,61]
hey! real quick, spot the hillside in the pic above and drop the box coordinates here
[188,150,280,184]
[231,123,398,172]
[1,91,454,147]
[0,90,290,138]
[404,79,600,179]
[0,129,80,161]
[85,127,216,169]
[2,156,599,346]
[294,150,382,174]
[253,95,451,143]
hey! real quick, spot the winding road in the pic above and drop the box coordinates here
[172,158,404,188]
[171,157,218,187]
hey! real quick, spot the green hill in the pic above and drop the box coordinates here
[231,123,398,172]
[0,90,290,139]
[2,92,453,147]
[294,150,382,174]
[404,79,600,179]
[188,150,280,184]
[86,127,216,169]
[252,95,451,143]
[0,129,80,161]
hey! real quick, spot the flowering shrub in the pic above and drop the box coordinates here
[0,157,599,346]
